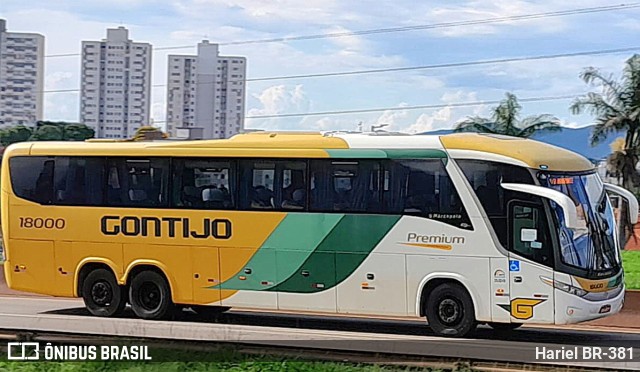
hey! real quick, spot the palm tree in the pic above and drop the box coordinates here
[454,92,562,138]
[570,54,640,245]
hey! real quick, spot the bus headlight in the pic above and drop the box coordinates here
[555,280,588,297]
[540,276,588,297]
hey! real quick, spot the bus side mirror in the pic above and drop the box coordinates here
[501,183,580,230]
[604,183,639,224]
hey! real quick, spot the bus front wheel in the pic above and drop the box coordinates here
[129,270,174,320]
[82,268,126,317]
[425,283,477,337]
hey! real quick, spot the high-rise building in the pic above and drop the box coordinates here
[0,19,45,127]
[80,26,152,139]
[165,40,246,139]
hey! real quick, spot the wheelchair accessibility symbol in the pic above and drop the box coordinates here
[509,260,520,272]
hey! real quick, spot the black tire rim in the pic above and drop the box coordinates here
[91,281,113,306]
[438,297,463,325]
[138,281,162,311]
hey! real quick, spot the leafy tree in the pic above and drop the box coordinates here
[34,121,95,141]
[29,125,64,141]
[454,92,562,138]
[570,54,640,244]
[0,125,33,146]
[62,123,95,141]
[0,122,95,145]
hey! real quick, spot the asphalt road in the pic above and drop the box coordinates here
[1,296,639,370]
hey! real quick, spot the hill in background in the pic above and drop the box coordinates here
[420,126,619,161]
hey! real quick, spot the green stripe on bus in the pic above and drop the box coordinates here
[267,214,400,293]
[215,213,344,291]
[382,149,447,159]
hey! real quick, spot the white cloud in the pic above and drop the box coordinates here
[248,84,309,116]
[373,103,409,131]
[399,90,487,133]
[405,107,453,133]
[173,0,347,25]
[246,84,312,130]
[412,0,575,38]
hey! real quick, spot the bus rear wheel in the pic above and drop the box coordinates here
[425,283,476,337]
[129,270,174,320]
[82,268,126,317]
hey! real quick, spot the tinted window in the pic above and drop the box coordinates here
[457,160,536,244]
[509,202,553,266]
[54,157,105,205]
[240,160,276,210]
[106,158,169,207]
[310,160,380,212]
[10,157,54,204]
[280,161,307,210]
[239,160,309,211]
[384,159,472,229]
[173,158,235,209]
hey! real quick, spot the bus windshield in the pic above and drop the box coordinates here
[540,172,621,275]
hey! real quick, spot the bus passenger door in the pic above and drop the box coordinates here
[192,247,221,305]
[507,202,555,324]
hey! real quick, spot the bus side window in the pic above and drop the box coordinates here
[239,160,275,210]
[9,157,55,204]
[384,159,472,230]
[34,159,54,204]
[172,158,236,209]
[106,158,169,207]
[309,160,380,213]
[280,161,307,210]
[54,157,105,206]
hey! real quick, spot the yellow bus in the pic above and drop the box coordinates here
[2,132,635,337]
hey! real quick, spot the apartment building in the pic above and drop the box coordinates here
[0,19,45,127]
[80,26,152,139]
[165,40,246,139]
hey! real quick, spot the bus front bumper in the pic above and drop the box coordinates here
[555,285,625,324]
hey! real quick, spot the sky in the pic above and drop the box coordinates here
[1,0,640,133]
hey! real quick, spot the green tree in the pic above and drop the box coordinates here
[33,121,94,141]
[570,54,640,244]
[454,92,562,138]
[29,124,64,141]
[0,125,33,146]
[62,123,95,141]
[0,122,95,148]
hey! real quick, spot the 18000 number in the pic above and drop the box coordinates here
[19,217,66,229]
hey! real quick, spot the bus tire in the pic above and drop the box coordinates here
[425,283,476,337]
[488,322,522,331]
[129,270,174,320]
[82,268,126,317]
